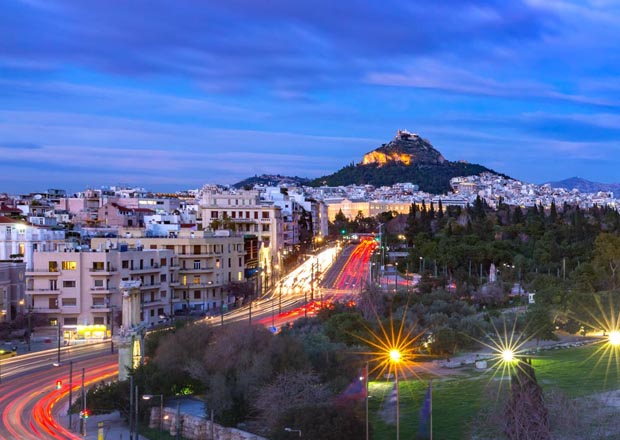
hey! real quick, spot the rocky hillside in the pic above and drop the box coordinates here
[361,129,445,166]
[309,130,503,194]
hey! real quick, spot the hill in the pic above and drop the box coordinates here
[232,174,311,189]
[546,177,620,197]
[309,130,502,194]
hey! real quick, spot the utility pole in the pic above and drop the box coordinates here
[57,320,61,365]
[109,304,116,353]
[129,375,134,440]
[68,361,73,430]
[81,367,85,437]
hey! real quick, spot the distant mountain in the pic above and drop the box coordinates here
[232,174,311,189]
[309,130,504,194]
[546,177,620,197]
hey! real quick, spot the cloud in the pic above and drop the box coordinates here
[0,141,42,150]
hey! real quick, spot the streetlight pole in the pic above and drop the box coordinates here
[57,320,61,365]
[143,394,164,432]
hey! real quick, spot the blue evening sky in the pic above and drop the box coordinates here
[1,0,619,193]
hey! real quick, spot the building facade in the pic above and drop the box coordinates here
[92,228,245,315]
[0,261,26,322]
[26,246,176,339]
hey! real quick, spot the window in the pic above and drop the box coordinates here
[49,261,58,272]
[64,317,78,325]
[262,224,270,232]
[94,279,104,288]
[246,211,250,218]
[215,259,221,269]
[160,274,167,283]
[49,298,58,309]
[62,280,76,288]
[194,245,201,254]
[62,298,77,306]
[92,262,104,271]
[194,291,201,299]
[262,212,269,219]
[228,258,231,268]
[239,257,242,267]
[150,309,155,317]
[193,276,200,284]
[94,317,105,325]
[160,258,167,267]
[254,212,259,219]
[62,261,77,270]
[161,290,167,298]
[193,260,201,269]
[211,211,218,218]
[122,260,129,269]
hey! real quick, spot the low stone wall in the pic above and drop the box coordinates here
[149,407,267,440]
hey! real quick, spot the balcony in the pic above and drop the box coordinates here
[26,288,61,295]
[91,304,110,312]
[140,282,161,290]
[26,270,61,277]
[89,267,117,275]
[180,267,215,274]
[129,265,161,274]
[89,287,117,294]
[33,307,60,313]
[169,280,180,287]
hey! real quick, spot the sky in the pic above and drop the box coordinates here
[1,0,620,194]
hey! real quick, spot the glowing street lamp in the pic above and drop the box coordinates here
[609,331,620,346]
[389,348,402,440]
[501,349,515,363]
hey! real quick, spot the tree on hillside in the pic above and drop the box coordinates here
[593,232,620,290]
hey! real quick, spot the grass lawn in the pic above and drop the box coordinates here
[370,342,619,440]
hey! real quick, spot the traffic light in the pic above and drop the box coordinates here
[79,409,90,419]
[55,380,62,389]
[340,229,346,235]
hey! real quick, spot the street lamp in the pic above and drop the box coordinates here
[389,348,402,440]
[142,394,164,431]
[284,427,302,437]
[609,331,620,346]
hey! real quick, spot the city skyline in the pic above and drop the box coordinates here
[1,0,619,193]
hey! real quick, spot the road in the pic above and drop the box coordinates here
[0,352,117,440]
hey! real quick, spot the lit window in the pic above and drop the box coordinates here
[62,261,77,270]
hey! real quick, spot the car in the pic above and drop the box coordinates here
[0,349,17,359]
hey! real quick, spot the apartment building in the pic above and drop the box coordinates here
[0,261,26,322]
[199,186,283,253]
[92,228,245,315]
[26,246,176,339]
[0,216,66,270]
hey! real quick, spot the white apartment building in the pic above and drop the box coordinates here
[92,228,245,314]
[199,186,283,282]
[0,216,66,270]
[26,246,176,339]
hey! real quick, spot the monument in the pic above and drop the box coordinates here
[118,280,146,380]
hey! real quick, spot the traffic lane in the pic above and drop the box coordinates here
[0,355,117,440]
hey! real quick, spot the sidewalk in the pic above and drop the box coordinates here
[55,408,146,440]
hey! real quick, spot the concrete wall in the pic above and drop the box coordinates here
[150,407,268,440]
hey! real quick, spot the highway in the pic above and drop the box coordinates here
[0,352,117,440]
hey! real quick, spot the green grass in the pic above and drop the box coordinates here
[370,342,620,440]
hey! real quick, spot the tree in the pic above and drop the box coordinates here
[253,371,332,432]
[504,358,551,440]
[524,305,558,345]
[593,232,620,290]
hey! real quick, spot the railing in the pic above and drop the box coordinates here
[26,288,61,294]
[89,267,117,273]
